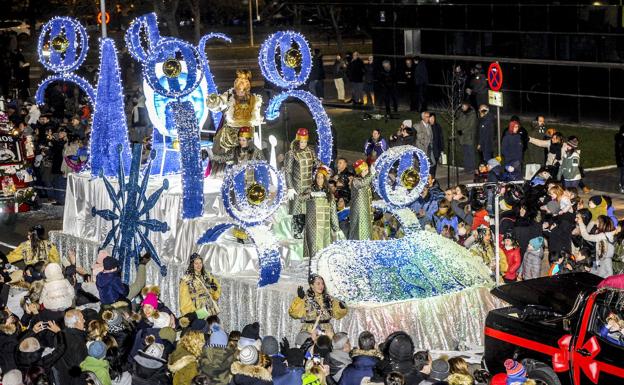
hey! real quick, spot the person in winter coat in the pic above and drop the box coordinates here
[501,121,523,181]
[500,233,522,283]
[364,129,389,165]
[347,52,366,104]
[332,55,347,102]
[577,214,616,278]
[131,342,171,385]
[615,125,624,193]
[96,257,129,305]
[309,49,325,98]
[369,332,422,384]
[410,180,445,228]
[433,199,459,235]
[377,60,398,116]
[521,237,544,280]
[80,341,111,385]
[456,102,478,173]
[168,330,204,385]
[477,105,494,162]
[486,158,504,183]
[429,113,444,177]
[199,324,235,384]
[275,348,305,385]
[16,321,66,378]
[389,121,415,148]
[40,263,75,312]
[529,131,564,172]
[339,331,382,385]
[414,111,433,158]
[54,309,88,385]
[230,345,273,385]
[328,333,352,382]
[557,137,581,188]
[0,309,20,372]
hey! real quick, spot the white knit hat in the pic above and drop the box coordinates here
[239,345,259,365]
[44,263,64,282]
[2,369,23,385]
[149,312,171,329]
[402,120,412,128]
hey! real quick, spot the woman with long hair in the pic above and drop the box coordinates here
[433,198,459,235]
[179,253,221,318]
[7,225,60,267]
[289,274,347,337]
[469,226,507,280]
[577,214,616,277]
[303,165,340,260]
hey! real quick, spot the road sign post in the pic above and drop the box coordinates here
[487,62,503,157]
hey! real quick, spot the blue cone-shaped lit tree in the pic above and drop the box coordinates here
[90,38,131,177]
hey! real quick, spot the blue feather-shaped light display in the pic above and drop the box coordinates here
[91,144,169,283]
[198,33,231,129]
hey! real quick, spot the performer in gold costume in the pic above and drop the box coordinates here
[349,159,374,240]
[288,274,347,336]
[284,128,319,239]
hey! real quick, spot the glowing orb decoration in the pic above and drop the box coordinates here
[373,145,430,209]
[51,35,69,53]
[162,58,182,78]
[401,167,420,190]
[284,47,302,68]
[37,17,89,73]
[259,31,312,89]
[247,182,267,205]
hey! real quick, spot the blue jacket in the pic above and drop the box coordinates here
[339,354,381,385]
[274,367,304,385]
[96,271,129,305]
[502,132,523,165]
[409,185,444,227]
[434,215,459,234]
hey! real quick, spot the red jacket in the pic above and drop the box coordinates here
[472,209,490,230]
[499,236,522,281]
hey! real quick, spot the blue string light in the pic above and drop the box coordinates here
[167,100,204,219]
[198,33,231,129]
[258,31,312,89]
[125,12,161,62]
[92,144,170,283]
[37,17,89,73]
[89,38,132,177]
[266,89,333,165]
[36,73,95,106]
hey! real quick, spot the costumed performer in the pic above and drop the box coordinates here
[209,126,264,166]
[7,225,59,267]
[285,128,319,239]
[179,253,221,319]
[303,165,340,260]
[349,159,373,240]
[288,274,347,336]
[206,69,263,155]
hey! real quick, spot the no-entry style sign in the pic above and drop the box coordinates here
[487,62,503,91]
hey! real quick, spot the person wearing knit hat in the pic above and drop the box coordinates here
[102,309,125,334]
[303,162,341,259]
[504,359,529,385]
[209,324,229,347]
[522,236,545,280]
[230,346,272,384]
[39,263,75,312]
[81,341,112,385]
[349,159,373,240]
[261,336,279,356]
[238,345,259,365]
[285,127,319,239]
[96,256,129,306]
[558,135,582,188]
[238,322,261,349]
[2,369,24,385]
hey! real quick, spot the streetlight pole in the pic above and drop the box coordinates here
[248,0,254,46]
[100,0,107,38]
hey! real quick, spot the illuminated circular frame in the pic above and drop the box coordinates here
[259,31,312,89]
[37,17,89,73]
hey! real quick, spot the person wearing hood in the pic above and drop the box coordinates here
[501,121,523,181]
[521,236,544,281]
[274,347,306,385]
[54,309,88,385]
[477,105,494,163]
[615,124,624,193]
[456,102,478,174]
[169,330,204,385]
[557,137,581,188]
[327,332,352,382]
[369,331,422,384]
[96,257,129,306]
[80,341,111,385]
[577,214,616,278]
[131,341,171,385]
[40,263,75,312]
[16,320,66,378]
[199,323,235,384]
[0,308,20,372]
[230,345,273,385]
[339,331,382,385]
[130,95,151,143]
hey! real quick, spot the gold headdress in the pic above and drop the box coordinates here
[234,69,252,93]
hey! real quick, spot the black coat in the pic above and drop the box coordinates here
[54,328,88,385]
[615,132,624,167]
[348,58,365,82]
[377,68,397,91]
[414,60,428,86]
[431,122,444,160]
[478,112,495,156]
[131,358,171,385]
[0,325,19,372]
[513,219,543,257]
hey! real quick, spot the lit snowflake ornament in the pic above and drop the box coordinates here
[91,144,170,283]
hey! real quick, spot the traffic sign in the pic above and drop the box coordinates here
[487,62,503,91]
[488,90,503,107]
[97,11,110,25]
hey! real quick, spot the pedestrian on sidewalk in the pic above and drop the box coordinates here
[333,55,347,102]
[309,48,325,99]
[347,51,365,104]
[364,56,375,106]
[456,102,478,174]
[377,60,398,117]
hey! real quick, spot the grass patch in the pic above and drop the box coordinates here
[265,105,616,168]
[204,42,372,60]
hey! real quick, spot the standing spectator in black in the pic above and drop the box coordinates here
[309,48,325,99]
[615,124,624,193]
[0,51,11,98]
[477,105,495,162]
[502,121,524,181]
[364,56,375,106]
[403,57,417,111]
[429,113,444,178]
[377,60,398,117]
[50,128,69,205]
[347,51,365,104]
[466,64,488,109]
[333,55,347,102]
[413,56,429,112]
[452,65,467,109]
[12,48,30,99]
[456,102,478,174]
[389,120,415,148]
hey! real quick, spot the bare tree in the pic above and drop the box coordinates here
[154,0,180,37]
[185,0,201,43]
[439,64,466,187]
[315,4,344,55]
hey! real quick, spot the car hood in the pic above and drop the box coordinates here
[491,273,603,315]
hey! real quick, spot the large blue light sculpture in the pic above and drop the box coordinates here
[260,31,333,165]
[197,161,286,286]
[198,33,232,130]
[91,144,169,283]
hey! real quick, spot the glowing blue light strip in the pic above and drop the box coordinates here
[198,32,231,129]
[125,12,161,62]
[258,31,312,90]
[37,16,89,73]
[266,90,333,165]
